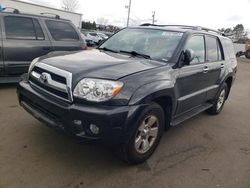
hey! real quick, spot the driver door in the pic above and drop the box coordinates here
[175,35,208,115]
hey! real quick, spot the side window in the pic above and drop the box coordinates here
[206,36,224,62]
[33,19,45,40]
[185,35,205,64]
[227,41,235,59]
[217,41,223,60]
[206,36,218,62]
[45,20,79,41]
[4,16,36,40]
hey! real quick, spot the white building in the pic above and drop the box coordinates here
[0,0,82,28]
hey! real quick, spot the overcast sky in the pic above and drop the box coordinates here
[24,0,250,30]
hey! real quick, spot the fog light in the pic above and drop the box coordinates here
[90,124,99,135]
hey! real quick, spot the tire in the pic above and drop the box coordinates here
[117,102,165,164]
[206,83,228,115]
[245,50,250,59]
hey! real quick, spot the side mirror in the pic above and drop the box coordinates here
[183,49,195,65]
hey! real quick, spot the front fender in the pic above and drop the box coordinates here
[128,80,176,108]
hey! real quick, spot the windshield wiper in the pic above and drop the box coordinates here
[119,50,151,59]
[98,47,118,53]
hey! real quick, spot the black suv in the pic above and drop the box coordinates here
[17,25,237,164]
[0,10,85,83]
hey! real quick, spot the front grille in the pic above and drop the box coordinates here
[33,67,66,84]
[29,76,68,99]
[29,63,72,102]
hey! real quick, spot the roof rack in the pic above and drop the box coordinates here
[2,7,20,14]
[140,23,224,36]
[40,13,60,19]
[140,23,194,28]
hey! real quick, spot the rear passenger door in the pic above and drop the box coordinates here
[44,19,83,51]
[204,35,224,101]
[2,16,52,75]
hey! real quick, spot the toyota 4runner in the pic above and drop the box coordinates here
[17,24,237,164]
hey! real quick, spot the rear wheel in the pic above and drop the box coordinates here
[117,102,165,164]
[206,83,228,115]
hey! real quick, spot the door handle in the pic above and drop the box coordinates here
[203,66,209,73]
[221,63,225,69]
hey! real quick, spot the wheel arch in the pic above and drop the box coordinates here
[128,80,176,129]
[152,96,173,129]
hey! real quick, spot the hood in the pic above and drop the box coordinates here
[39,49,165,81]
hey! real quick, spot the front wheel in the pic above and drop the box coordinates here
[206,83,228,115]
[117,102,165,164]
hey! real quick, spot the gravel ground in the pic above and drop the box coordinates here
[0,58,250,188]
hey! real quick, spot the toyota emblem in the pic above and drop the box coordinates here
[39,73,48,83]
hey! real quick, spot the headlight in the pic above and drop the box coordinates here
[28,57,39,73]
[73,78,123,102]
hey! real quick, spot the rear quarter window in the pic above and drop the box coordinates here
[221,38,236,59]
[45,20,79,41]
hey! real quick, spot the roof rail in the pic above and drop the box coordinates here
[2,7,20,14]
[195,26,224,36]
[140,23,195,29]
[40,13,60,19]
[140,23,224,36]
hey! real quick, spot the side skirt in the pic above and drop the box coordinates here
[170,103,213,126]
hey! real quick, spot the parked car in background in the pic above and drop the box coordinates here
[86,32,103,44]
[103,31,114,37]
[0,9,86,83]
[17,24,237,164]
[97,32,109,40]
[80,32,95,47]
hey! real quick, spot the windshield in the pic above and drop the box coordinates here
[99,28,183,62]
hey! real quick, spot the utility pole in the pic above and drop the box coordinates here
[126,0,132,27]
[152,11,156,24]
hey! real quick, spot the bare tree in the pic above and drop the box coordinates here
[61,0,79,12]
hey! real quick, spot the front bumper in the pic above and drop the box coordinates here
[17,78,145,145]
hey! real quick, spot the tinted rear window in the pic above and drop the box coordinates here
[4,16,36,40]
[206,36,224,62]
[45,20,79,41]
[206,36,218,62]
[221,38,235,59]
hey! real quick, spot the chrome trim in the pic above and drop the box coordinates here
[30,62,73,102]
[31,71,67,92]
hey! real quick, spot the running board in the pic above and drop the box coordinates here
[170,103,213,126]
